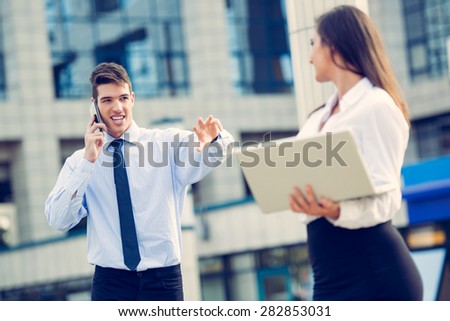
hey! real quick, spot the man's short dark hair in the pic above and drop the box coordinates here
[90,62,133,100]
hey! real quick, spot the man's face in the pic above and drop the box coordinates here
[95,82,134,138]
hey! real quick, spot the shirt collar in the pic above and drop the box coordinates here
[323,77,373,116]
[104,121,140,146]
[340,77,373,111]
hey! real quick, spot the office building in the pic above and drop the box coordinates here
[0,0,449,300]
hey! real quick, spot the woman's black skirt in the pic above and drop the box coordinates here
[307,218,423,300]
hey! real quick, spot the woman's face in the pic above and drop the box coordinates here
[309,32,334,82]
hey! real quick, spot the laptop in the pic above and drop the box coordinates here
[234,130,395,214]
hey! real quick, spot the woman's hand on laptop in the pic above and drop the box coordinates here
[289,185,340,219]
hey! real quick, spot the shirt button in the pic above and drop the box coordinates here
[137,272,143,277]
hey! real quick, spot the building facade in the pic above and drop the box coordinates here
[0,0,449,300]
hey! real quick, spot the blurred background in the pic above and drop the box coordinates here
[0,0,449,301]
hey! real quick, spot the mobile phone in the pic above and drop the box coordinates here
[90,100,104,131]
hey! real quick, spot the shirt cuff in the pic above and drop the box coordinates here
[325,200,358,229]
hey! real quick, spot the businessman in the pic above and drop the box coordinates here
[45,62,234,300]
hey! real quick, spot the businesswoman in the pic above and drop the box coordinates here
[289,5,423,300]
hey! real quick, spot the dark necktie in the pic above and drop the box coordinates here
[110,139,141,271]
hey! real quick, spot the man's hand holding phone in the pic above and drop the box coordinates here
[84,102,107,163]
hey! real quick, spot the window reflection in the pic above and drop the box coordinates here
[412,112,450,159]
[403,0,450,80]
[226,0,293,94]
[0,14,5,100]
[45,0,189,98]
[199,245,313,300]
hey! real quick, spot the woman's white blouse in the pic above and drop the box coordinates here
[297,78,409,229]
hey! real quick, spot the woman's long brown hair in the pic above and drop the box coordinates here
[316,5,410,125]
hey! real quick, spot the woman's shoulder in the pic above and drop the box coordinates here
[362,86,401,116]
[361,87,408,130]
[365,86,395,106]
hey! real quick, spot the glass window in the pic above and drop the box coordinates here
[199,257,227,301]
[411,112,450,159]
[0,13,6,100]
[226,0,293,94]
[95,0,120,13]
[229,270,258,300]
[229,253,255,270]
[258,248,289,268]
[0,163,13,203]
[0,276,93,300]
[289,246,313,300]
[403,0,450,80]
[410,247,447,300]
[199,257,224,274]
[45,0,189,99]
[200,277,227,300]
[199,246,314,301]
[228,254,258,300]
